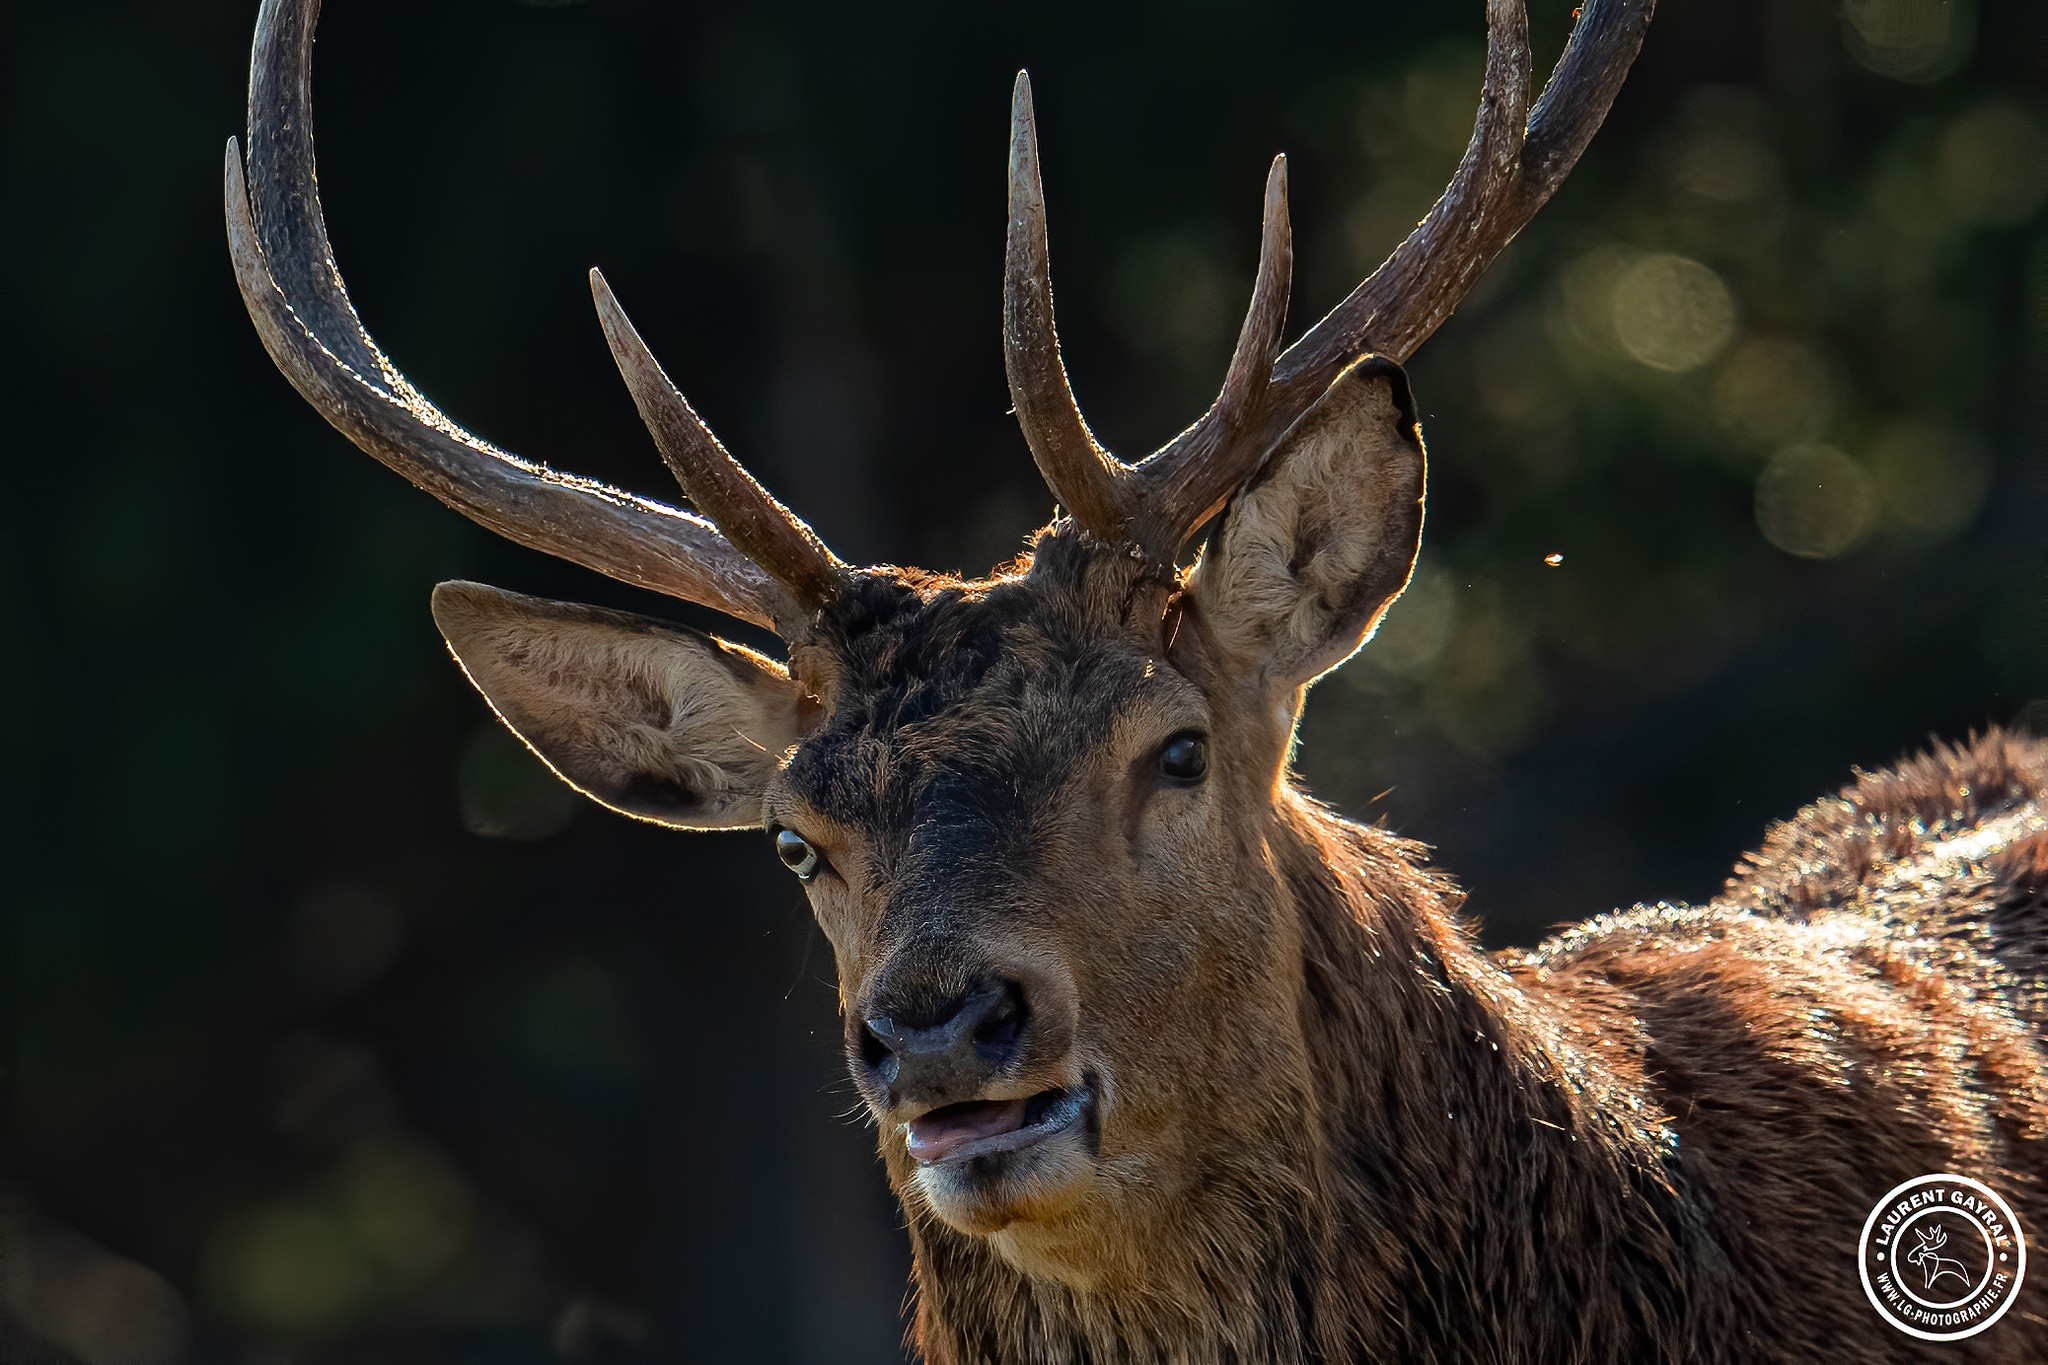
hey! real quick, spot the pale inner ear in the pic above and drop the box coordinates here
[1183,358,1426,692]
[430,581,811,830]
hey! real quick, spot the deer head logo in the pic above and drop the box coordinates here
[1904,1224,1972,1293]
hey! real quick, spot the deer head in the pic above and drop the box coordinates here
[228,0,1648,1306]
[1910,1225,1949,1258]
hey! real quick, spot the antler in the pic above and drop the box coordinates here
[1004,0,1653,562]
[588,271,845,609]
[1002,75,1132,542]
[226,0,838,635]
[1003,79,1292,559]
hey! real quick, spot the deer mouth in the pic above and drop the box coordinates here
[905,1085,1093,1166]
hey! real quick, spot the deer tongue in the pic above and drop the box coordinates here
[905,1098,1029,1164]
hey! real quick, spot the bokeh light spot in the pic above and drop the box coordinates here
[1361,562,1457,678]
[1674,129,1777,204]
[1402,47,1487,154]
[1843,0,1975,84]
[204,1205,377,1335]
[1611,253,1736,373]
[1754,443,1875,559]
[1554,244,1637,358]
[340,1139,474,1286]
[1422,584,1546,757]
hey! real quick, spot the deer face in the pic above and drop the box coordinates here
[774,547,1224,1246]
[425,366,1423,1274]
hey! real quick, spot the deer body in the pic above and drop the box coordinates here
[1907,1227,1972,1292]
[227,0,2047,1359]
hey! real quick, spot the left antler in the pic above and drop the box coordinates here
[226,0,842,635]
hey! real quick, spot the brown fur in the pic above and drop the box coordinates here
[887,656,2048,1363]
[748,530,2045,1363]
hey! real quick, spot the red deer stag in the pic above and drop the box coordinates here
[226,0,2047,1358]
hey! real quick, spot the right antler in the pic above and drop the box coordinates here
[1005,0,1654,563]
[226,0,839,635]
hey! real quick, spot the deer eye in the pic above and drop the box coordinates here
[773,827,822,881]
[1157,731,1208,784]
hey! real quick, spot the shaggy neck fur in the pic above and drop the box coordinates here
[903,795,1701,1365]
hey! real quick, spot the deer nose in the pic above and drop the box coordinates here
[858,976,1028,1108]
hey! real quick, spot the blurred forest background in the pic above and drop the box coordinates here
[5,0,2045,1360]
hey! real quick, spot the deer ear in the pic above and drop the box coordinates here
[1182,357,1425,692]
[429,581,812,830]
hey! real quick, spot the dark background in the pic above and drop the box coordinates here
[6,0,2045,1360]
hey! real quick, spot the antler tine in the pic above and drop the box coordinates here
[1003,72,1132,540]
[1267,0,1533,409]
[1128,154,1293,557]
[1256,0,1652,450]
[590,270,845,612]
[242,0,385,393]
[228,0,801,633]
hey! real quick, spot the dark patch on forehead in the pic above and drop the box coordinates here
[786,530,1167,857]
